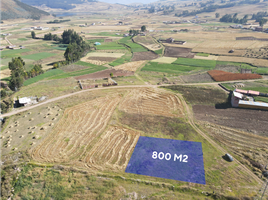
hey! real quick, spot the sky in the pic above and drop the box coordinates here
[99,0,157,4]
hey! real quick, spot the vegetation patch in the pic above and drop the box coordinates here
[172,58,216,69]
[196,53,210,57]
[22,52,56,61]
[1,49,31,58]
[96,42,126,50]
[23,69,64,86]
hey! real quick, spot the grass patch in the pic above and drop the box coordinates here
[124,42,148,52]
[0,66,9,70]
[23,69,64,86]
[48,65,107,80]
[173,58,216,69]
[22,52,55,61]
[109,53,132,66]
[154,49,163,55]
[255,67,268,75]
[89,32,122,37]
[17,38,28,41]
[1,49,31,58]
[196,53,210,57]
[87,39,105,43]
[141,62,201,74]
[0,77,11,82]
[96,42,126,50]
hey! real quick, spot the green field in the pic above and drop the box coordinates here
[173,58,216,69]
[96,42,126,50]
[23,69,64,86]
[1,49,31,58]
[87,39,105,43]
[255,67,268,75]
[22,52,55,61]
[89,32,122,37]
[118,36,132,44]
[109,53,132,66]
[141,62,200,74]
[125,42,148,52]
[0,65,8,70]
[17,38,28,41]
[154,49,163,55]
[216,60,254,68]
[48,65,107,80]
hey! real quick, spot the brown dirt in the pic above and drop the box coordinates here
[208,70,262,81]
[87,57,116,62]
[74,69,134,80]
[131,51,158,61]
[61,64,88,73]
[104,39,113,42]
[193,105,268,137]
[180,73,214,83]
[164,46,195,58]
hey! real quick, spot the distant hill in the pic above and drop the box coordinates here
[20,0,97,10]
[1,0,50,20]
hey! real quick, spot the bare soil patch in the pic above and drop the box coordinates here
[61,64,88,73]
[193,105,268,137]
[87,57,116,62]
[131,51,158,61]
[180,73,214,83]
[104,39,113,42]
[164,46,195,58]
[74,69,134,80]
[208,70,262,81]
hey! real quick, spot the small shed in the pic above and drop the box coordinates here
[166,38,174,43]
[94,42,101,45]
[19,97,31,106]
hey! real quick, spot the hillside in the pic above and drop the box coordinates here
[1,0,50,20]
[20,0,97,10]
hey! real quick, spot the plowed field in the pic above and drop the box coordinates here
[208,70,262,81]
[30,88,183,171]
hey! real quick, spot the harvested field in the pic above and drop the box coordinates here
[151,57,177,64]
[192,47,246,56]
[119,88,183,118]
[236,37,268,41]
[194,55,218,60]
[131,51,158,61]
[133,36,161,51]
[74,69,134,80]
[0,69,11,79]
[200,122,268,178]
[193,105,268,137]
[113,61,146,72]
[164,46,195,58]
[217,56,268,67]
[30,88,183,171]
[86,56,116,65]
[180,73,214,83]
[61,64,88,73]
[83,52,124,58]
[30,95,140,171]
[208,70,262,82]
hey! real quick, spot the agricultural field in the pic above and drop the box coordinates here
[208,70,262,82]
[2,6,268,200]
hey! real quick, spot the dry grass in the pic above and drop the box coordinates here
[217,56,268,67]
[113,61,146,72]
[194,55,218,60]
[151,56,177,64]
[0,69,11,79]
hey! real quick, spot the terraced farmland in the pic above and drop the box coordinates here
[30,88,183,171]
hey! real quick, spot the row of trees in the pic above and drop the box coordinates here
[44,33,61,41]
[23,64,44,80]
[220,13,248,24]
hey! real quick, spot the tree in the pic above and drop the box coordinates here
[110,73,113,77]
[141,25,146,32]
[8,57,25,91]
[31,31,36,39]
[259,18,268,27]
[44,33,53,40]
[215,13,220,18]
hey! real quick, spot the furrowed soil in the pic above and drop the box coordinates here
[164,47,195,58]
[199,122,268,179]
[180,73,215,83]
[163,85,229,105]
[131,51,158,61]
[193,105,268,137]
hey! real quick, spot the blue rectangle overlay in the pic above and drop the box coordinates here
[125,136,206,184]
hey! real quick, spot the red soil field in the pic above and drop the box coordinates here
[208,70,262,81]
